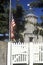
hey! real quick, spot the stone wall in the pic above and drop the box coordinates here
[0,41,7,65]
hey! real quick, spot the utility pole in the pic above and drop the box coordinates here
[9,0,11,41]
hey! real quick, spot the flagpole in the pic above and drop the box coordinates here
[9,0,11,41]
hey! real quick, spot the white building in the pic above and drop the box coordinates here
[7,8,43,65]
[23,10,43,43]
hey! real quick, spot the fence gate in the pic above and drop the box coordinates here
[7,42,30,65]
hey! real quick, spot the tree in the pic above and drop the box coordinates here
[0,0,9,39]
[30,0,43,37]
[13,5,25,42]
[30,0,43,8]
[40,16,43,27]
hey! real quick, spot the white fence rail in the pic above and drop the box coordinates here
[7,42,43,65]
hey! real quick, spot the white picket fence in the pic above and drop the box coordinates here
[7,42,43,65]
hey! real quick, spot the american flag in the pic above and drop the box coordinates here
[10,17,16,40]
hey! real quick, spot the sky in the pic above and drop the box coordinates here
[11,0,43,23]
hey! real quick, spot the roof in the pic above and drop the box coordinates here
[25,13,38,18]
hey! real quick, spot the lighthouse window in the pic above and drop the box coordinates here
[29,37,33,42]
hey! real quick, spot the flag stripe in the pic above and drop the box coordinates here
[10,18,16,39]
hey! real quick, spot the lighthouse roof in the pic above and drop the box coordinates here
[25,13,38,18]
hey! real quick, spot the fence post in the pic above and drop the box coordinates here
[30,42,33,65]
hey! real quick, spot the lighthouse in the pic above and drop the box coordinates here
[24,7,38,42]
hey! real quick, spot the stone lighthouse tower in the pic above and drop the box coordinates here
[24,7,38,42]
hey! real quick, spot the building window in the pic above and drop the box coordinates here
[29,37,33,42]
